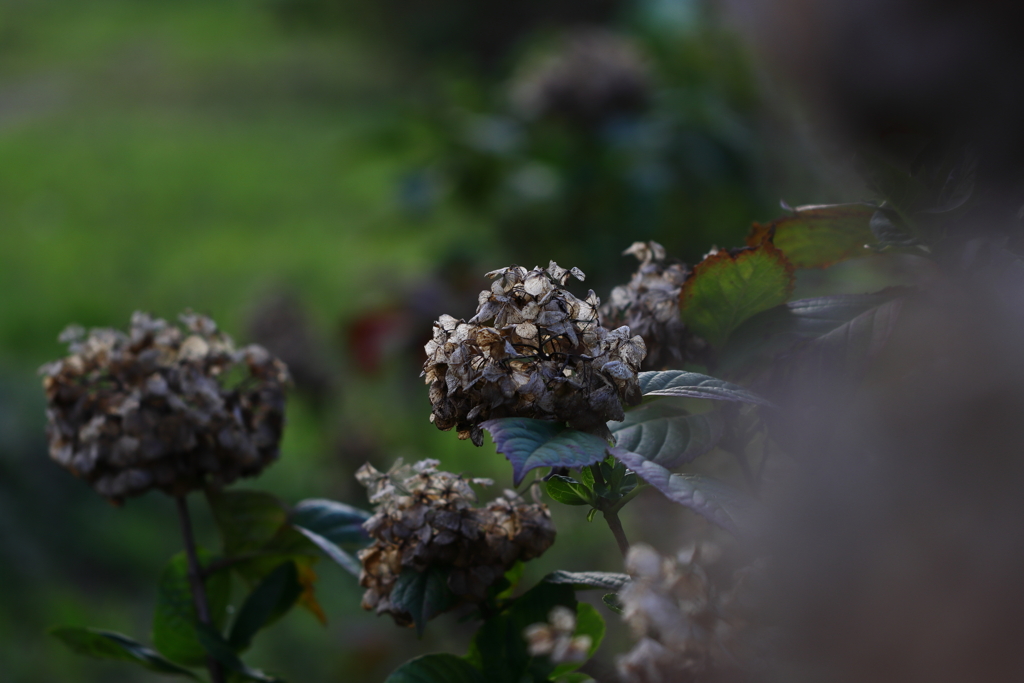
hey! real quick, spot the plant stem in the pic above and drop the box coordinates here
[601,508,630,558]
[589,463,606,490]
[175,495,226,683]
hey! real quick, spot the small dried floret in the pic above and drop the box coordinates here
[40,311,289,503]
[356,459,556,627]
[601,241,697,370]
[424,262,647,443]
[616,544,753,683]
[524,606,593,664]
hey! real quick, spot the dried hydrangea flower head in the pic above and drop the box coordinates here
[602,241,694,370]
[524,605,593,664]
[356,459,556,627]
[424,262,647,444]
[40,312,290,504]
[616,544,752,683]
[510,28,652,126]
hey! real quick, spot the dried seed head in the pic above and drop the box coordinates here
[511,29,652,126]
[616,543,754,683]
[601,241,696,370]
[524,606,592,664]
[40,311,289,504]
[424,262,647,443]
[356,459,556,627]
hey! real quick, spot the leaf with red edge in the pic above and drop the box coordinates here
[680,244,795,349]
[746,203,876,269]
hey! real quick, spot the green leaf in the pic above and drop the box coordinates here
[680,242,795,348]
[152,550,231,667]
[290,499,371,547]
[719,289,909,373]
[586,508,597,523]
[637,370,774,407]
[468,582,577,683]
[207,489,289,557]
[746,203,876,269]
[545,476,592,506]
[555,674,595,683]
[609,401,724,469]
[480,418,609,486]
[543,571,630,591]
[292,525,362,577]
[870,208,921,249]
[491,562,524,603]
[609,447,752,535]
[601,593,624,615]
[194,623,284,682]
[228,561,302,652]
[384,654,486,683]
[50,627,199,678]
[390,567,457,637]
[550,603,605,678]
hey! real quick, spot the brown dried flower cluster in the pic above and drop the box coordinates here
[616,544,753,683]
[510,29,652,126]
[40,312,289,503]
[602,241,694,370]
[524,606,593,664]
[424,262,647,444]
[356,459,556,627]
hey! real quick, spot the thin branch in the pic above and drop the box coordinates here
[601,508,630,558]
[175,495,226,683]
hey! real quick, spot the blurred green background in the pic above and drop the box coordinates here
[0,0,856,680]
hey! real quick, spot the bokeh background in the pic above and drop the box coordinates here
[0,0,866,680]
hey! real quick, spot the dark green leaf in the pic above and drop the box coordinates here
[480,418,609,486]
[207,489,289,557]
[870,208,921,248]
[680,242,795,348]
[543,571,630,591]
[152,550,231,667]
[550,603,605,678]
[194,623,283,682]
[50,627,199,678]
[468,582,576,683]
[390,567,457,637]
[746,203,876,269]
[228,561,302,652]
[638,370,774,407]
[601,593,624,615]
[290,499,371,547]
[555,674,595,683]
[609,447,751,535]
[384,654,486,683]
[609,401,723,469]
[491,562,524,603]
[719,289,909,374]
[292,526,362,576]
[545,476,592,506]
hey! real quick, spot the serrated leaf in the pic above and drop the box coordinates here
[680,242,795,349]
[601,593,624,615]
[194,623,283,682]
[543,571,630,591]
[638,370,774,407]
[384,654,486,683]
[228,561,302,652]
[290,499,371,547]
[550,603,605,678]
[609,447,749,535]
[609,402,724,469]
[467,582,576,683]
[480,418,609,486]
[391,567,457,637]
[546,476,592,506]
[152,550,231,667]
[746,203,876,269]
[50,627,199,678]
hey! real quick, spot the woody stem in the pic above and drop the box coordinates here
[175,495,225,683]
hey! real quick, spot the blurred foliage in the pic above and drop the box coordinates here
[0,0,844,681]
